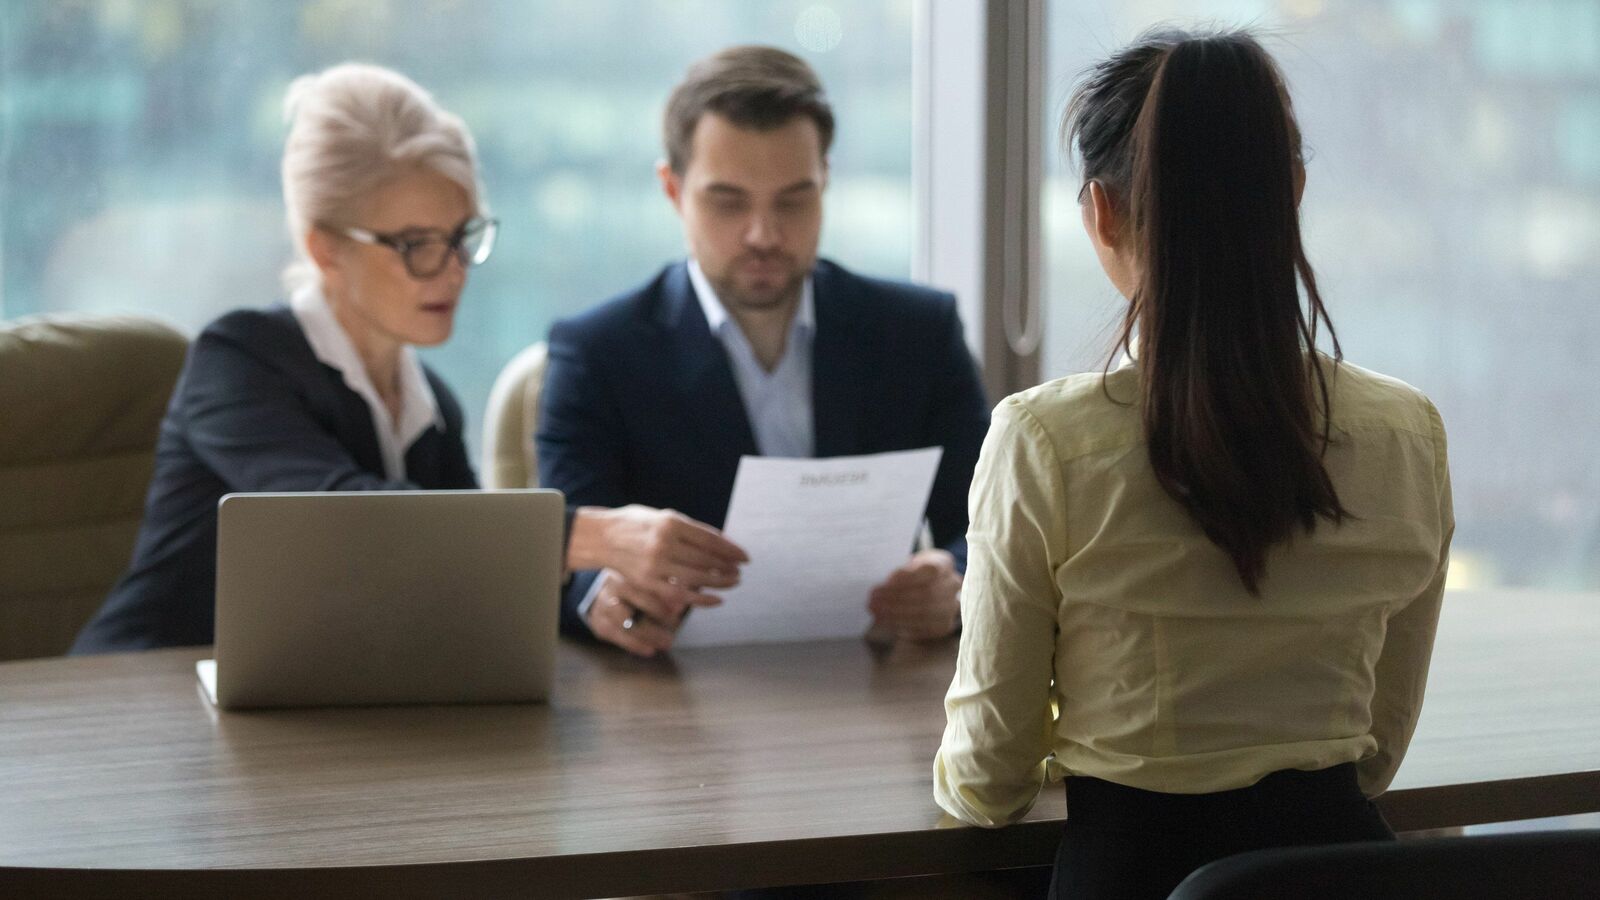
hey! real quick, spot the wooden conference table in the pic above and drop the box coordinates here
[1,589,1596,898]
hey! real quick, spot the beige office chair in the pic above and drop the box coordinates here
[0,314,188,660]
[482,341,547,489]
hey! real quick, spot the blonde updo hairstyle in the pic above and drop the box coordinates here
[281,63,484,291]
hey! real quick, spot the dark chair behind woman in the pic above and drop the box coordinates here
[1167,829,1600,900]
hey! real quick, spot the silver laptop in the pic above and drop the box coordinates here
[197,489,563,710]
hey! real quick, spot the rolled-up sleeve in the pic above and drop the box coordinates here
[934,395,1065,827]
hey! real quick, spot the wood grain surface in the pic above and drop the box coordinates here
[0,588,1595,898]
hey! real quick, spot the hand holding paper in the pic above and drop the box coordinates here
[868,548,962,641]
[674,447,944,648]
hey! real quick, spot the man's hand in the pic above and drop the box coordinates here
[569,505,747,621]
[868,549,962,641]
[585,570,697,658]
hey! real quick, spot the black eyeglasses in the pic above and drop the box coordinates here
[335,216,499,279]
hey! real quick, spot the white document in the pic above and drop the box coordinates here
[674,447,944,648]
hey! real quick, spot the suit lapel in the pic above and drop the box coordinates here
[332,377,387,475]
[658,263,759,459]
[811,261,866,458]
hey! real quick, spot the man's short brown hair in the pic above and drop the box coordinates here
[663,45,835,175]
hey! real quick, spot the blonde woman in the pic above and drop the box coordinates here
[74,64,742,654]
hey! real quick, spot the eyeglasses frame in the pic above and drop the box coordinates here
[333,216,499,279]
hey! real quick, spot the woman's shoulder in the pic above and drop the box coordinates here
[1002,367,1144,462]
[199,304,300,345]
[1013,366,1139,405]
[1322,357,1443,439]
[183,304,320,383]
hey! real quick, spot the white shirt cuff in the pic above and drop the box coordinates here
[574,568,615,632]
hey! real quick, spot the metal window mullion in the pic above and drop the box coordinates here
[982,0,1043,400]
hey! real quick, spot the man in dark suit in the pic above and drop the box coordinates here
[539,46,989,657]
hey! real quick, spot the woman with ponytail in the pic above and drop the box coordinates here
[934,28,1453,898]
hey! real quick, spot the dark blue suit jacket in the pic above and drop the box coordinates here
[71,305,476,654]
[538,259,990,638]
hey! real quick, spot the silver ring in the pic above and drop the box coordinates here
[621,605,638,631]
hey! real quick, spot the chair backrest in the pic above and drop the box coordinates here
[1167,829,1600,900]
[481,341,547,490]
[0,314,188,660]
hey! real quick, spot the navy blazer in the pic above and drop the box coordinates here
[538,258,990,638]
[71,305,476,654]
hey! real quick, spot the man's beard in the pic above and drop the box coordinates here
[712,254,808,313]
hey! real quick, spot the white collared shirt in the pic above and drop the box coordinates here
[290,284,444,481]
[687,258,815,459]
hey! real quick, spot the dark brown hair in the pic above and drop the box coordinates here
[1064,27,1348,594]
[663,45,835,174]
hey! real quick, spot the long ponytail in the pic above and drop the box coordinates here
[1066,29,1347,594]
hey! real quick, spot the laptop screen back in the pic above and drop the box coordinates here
[211,490,562,709]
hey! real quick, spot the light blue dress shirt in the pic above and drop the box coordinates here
[687,258,815,458]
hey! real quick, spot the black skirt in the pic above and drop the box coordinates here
[1051,762,1394,900]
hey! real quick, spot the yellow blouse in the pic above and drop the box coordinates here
[934,359,1453,827]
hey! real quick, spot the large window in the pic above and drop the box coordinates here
[0,0,914,455]
[10,0,1600,596]
[1042,0,1600,593]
